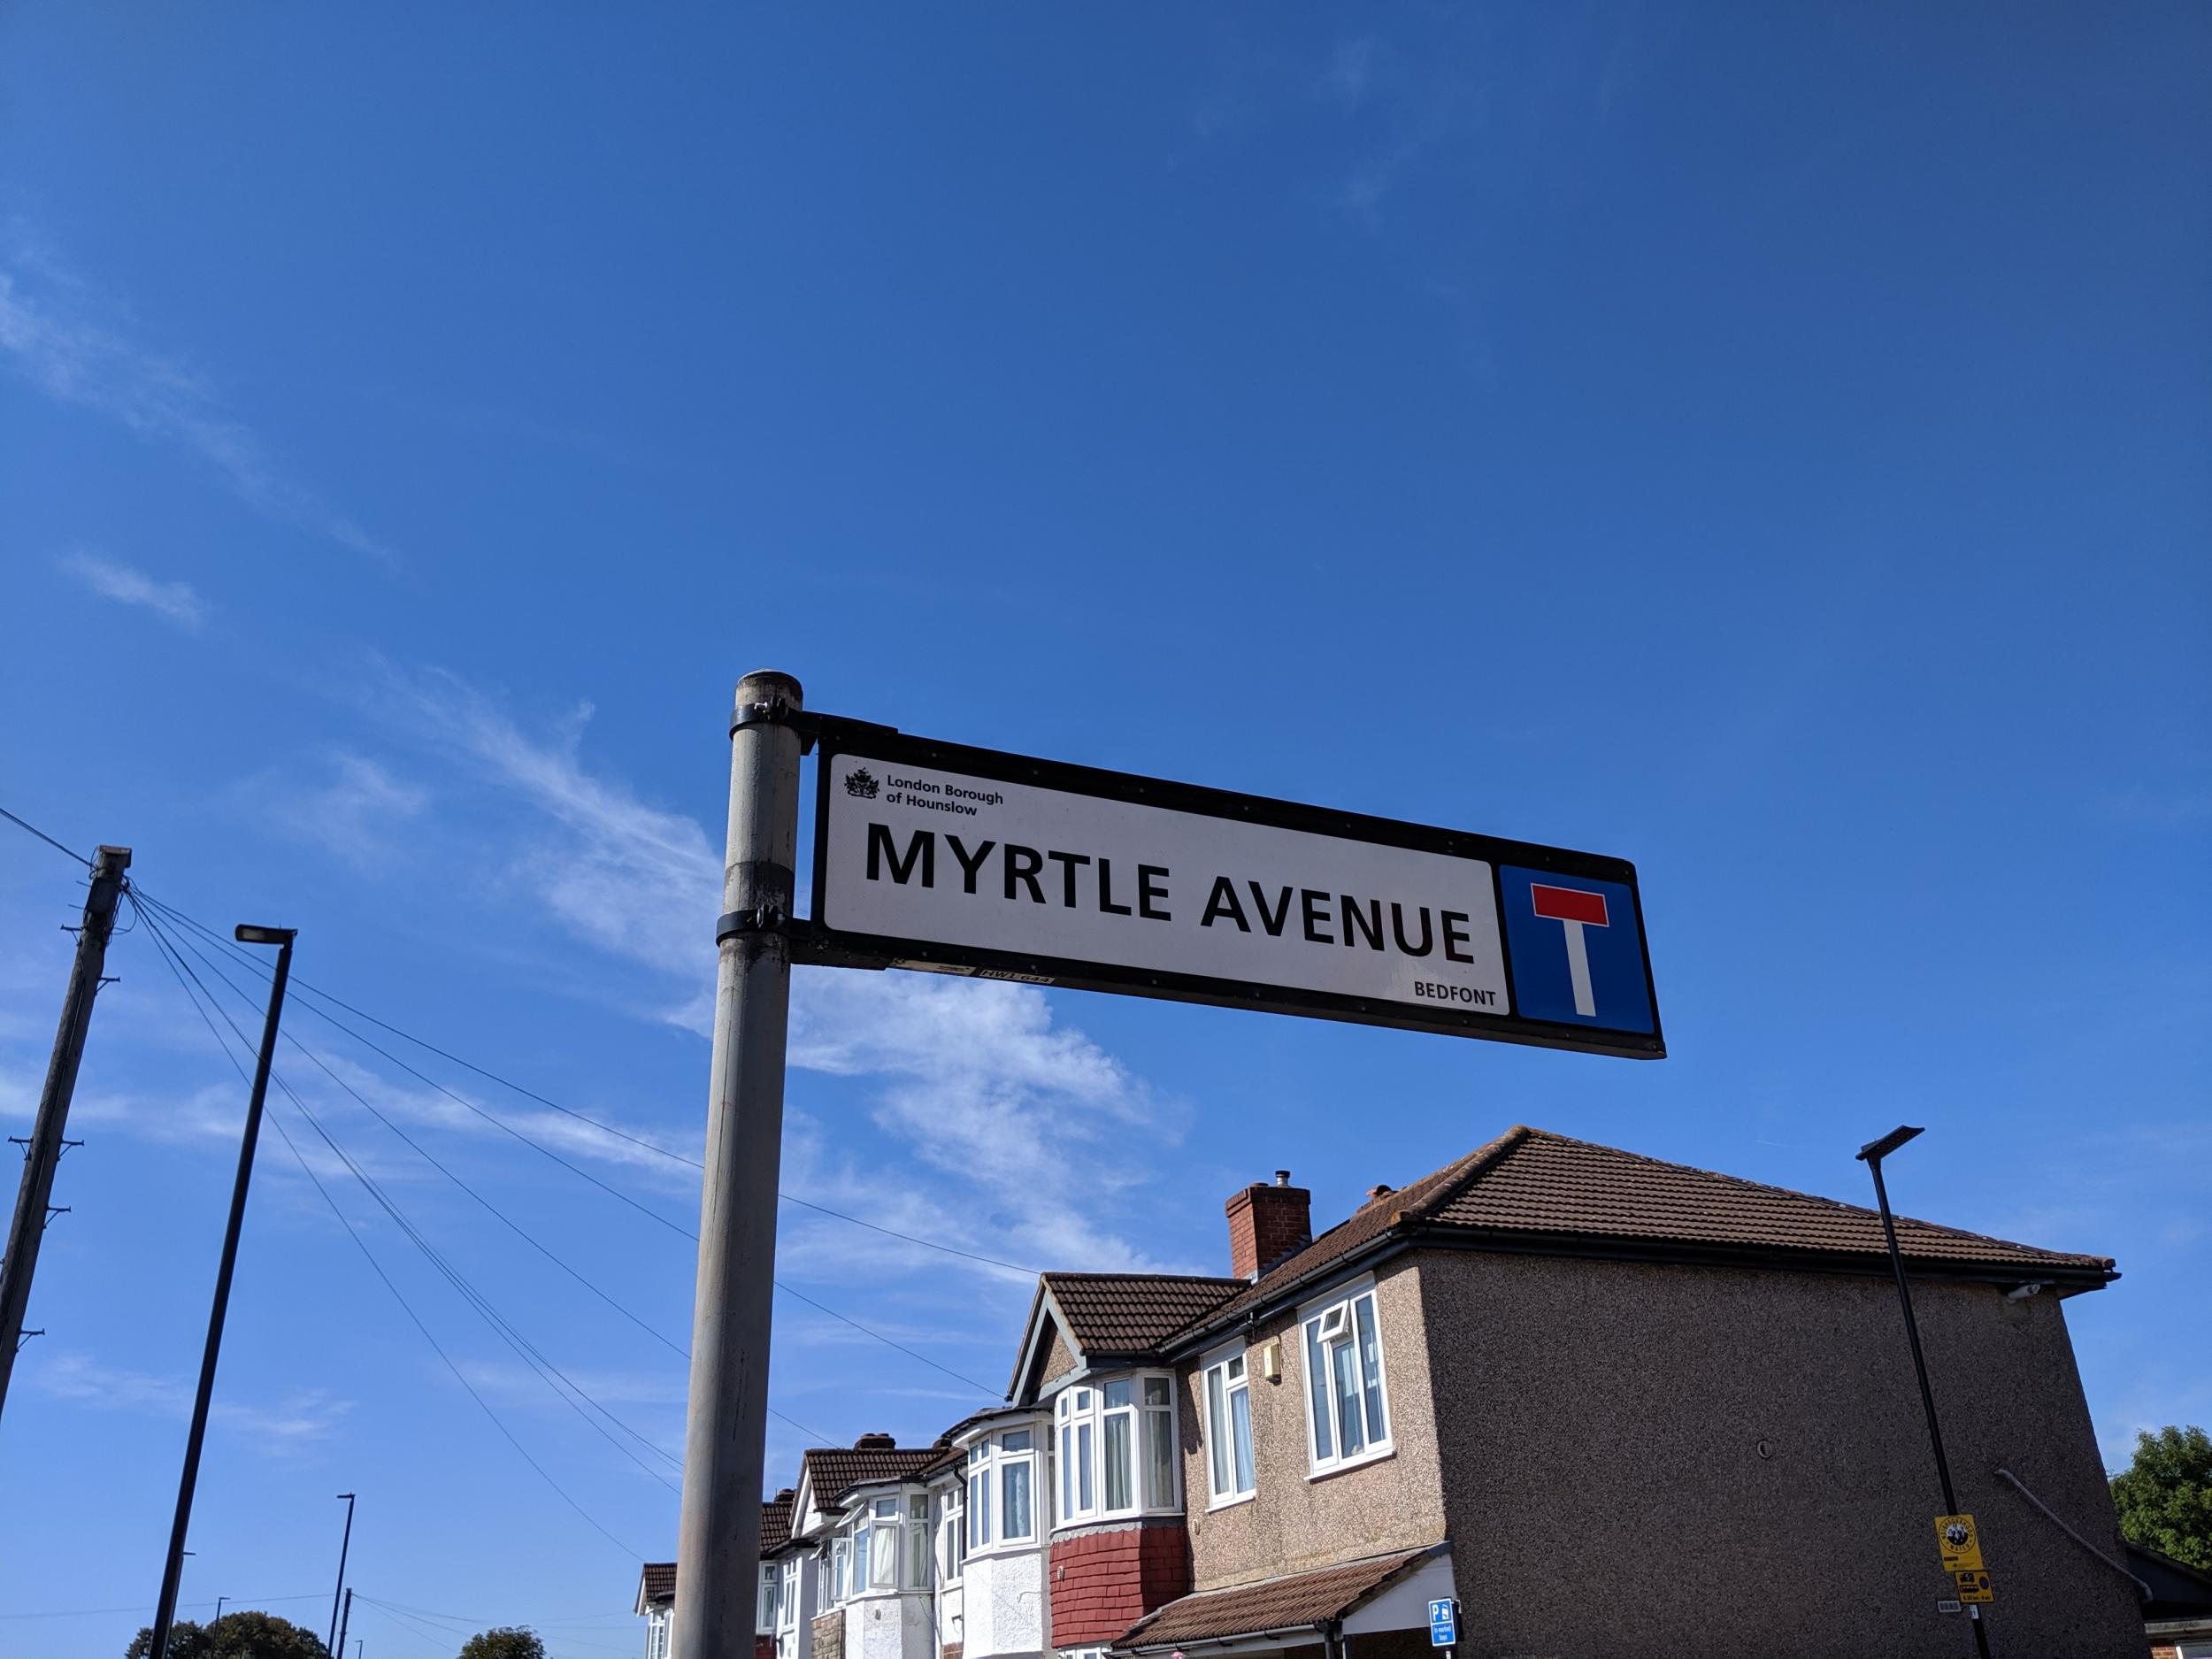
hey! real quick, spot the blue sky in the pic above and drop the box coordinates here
[4,3,2208,1655]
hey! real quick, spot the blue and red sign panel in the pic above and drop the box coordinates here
[1499,867,1655,1037]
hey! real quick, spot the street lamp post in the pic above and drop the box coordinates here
[328,1494,356,1657]
[147,926,297,1659]
[1857,1124,1992,1658]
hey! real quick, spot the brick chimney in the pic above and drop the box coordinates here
[1225,1170,1311,1280]
[854,1432,896,1449]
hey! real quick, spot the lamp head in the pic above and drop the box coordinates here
[234,925,296,946]
[1856,1124,1925,1164]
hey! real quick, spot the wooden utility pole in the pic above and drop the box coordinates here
[0,844,130,1428]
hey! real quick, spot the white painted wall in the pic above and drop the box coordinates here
[958,1549,1047,1659]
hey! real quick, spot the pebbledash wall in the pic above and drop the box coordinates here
[1177,1256,1448,1592]
[1418,1249,2145,1659]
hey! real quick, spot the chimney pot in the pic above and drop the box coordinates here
[1275,1170,1291,1187]
[853,1431,896,1450]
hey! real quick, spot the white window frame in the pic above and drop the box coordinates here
[778,1561,799,1632]
[938,1484,965,1584]
[1201,1344,1256,1507]
[963,1429,1039,1556]
[645,1609,670,1659]
[1052,1373,1179,1525]
[1300,1279,1394,1477]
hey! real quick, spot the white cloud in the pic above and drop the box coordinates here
[36,1350,352,1454]
[362,661,1192,1280]
[260,751,429,869]
[55,549,208,629]
[0,234,391,561]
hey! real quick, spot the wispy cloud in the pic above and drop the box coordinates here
[37,1350,352,1455]
[0,231,391,561]
[359,661,1193,1279]
[258,751,430,869]
[56,549,208,629]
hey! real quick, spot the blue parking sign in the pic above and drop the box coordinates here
[1427,1599,1457,1647]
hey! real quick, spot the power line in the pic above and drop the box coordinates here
[0,803,90,866]
[3,810,1002,1409]
[131,898,836,1442]
[133,891,1006,1399]
[0,1594,325,1622]
[132,904,651,1560]
[134,887,1041,1278]
[134,901,683,1491]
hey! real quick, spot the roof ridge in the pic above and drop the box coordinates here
[1044,1283,1256,1292]
[1504,1126,2110,1265]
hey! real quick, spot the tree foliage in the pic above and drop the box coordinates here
[457,1629,545,1659]
[2111,1424,2212,1571]
[127,1611,330,1659]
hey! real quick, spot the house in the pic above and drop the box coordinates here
[643,1125,2145,1658]
[2133,1540,2212,1658]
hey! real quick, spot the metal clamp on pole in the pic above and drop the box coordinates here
[729,701,901,755]
[715,903,789,944]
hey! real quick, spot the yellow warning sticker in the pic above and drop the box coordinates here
[1954,1569,1994,1604]
[1936,1514,1985,1574]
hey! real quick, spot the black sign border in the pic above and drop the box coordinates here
[798,726,1664,1060]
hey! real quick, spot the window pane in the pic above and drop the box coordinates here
[1356,1294,1386,1442]
[871,1523,897,1586]
[1077,1421,1094,1510]
[1305,1321,1333,1461]
[854,1527,872,1588]
[1103,1413,1133,1510]
[1333,1336,1365,1454]
[1226,1356,1244,1383]
[1104,1378,1133,1408]
[1144,1408,1175,1508]
[909,1517,929,1586]
[1002,1429,1032,1452]
[1144,1376,1170,1407]
[875,1498,897,1519]
[1060,1425,1073,1518]
[1002,1458,1033,1540]
[913,1494,930,1519]
[968,1474,991,1548]
[1207,1368,1230,1494]
[1231,1385,1255,1494]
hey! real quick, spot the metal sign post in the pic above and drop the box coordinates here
[673,672,804,1659]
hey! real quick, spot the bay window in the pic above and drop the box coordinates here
[1054,1373,1179,1522]
[1202,1348,1256,1502]
[1301,1282,1391,1472]
[964,1428,1036,1552]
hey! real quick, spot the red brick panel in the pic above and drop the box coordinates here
[1049,1525,1191,1648]
[1225,1185,1312,1280]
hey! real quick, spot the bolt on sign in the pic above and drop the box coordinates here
[803,726,1663,1057]
[1934,1514,1985,1575]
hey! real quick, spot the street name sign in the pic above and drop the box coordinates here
[803,726,1662,1057]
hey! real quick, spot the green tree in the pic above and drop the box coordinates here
[127,1611,330,1659]
[457,1629,545,1659]
[2111,1424,2212,1571]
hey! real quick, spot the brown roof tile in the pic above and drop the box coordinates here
[639,1563,675,1607]
[801,1442,940,1505]
[1116,1548,1433,1649]
[761,1490,795,1555]
[1044,1272,1248,1356]
[1175,1126,2114,1346]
